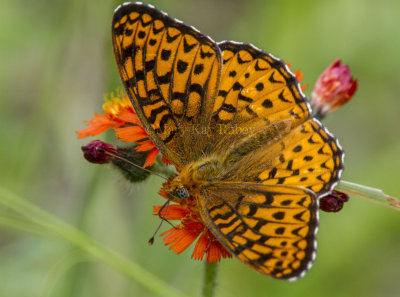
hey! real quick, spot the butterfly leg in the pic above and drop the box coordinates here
[149,198,176,245]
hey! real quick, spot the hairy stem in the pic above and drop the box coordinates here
[203,262,218,297]
[337,180,400,211]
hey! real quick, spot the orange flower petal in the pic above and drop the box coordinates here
[153,204,190,220]
[118,107,141,124]
[163,227,200,254]
[158,188,169,200]
[192,232,209,261]
[115,126,148,142]
[181,221,205,233]
[76,113,119,139]
[192,231,232,263]
[206,240,232,263]
[135,140,156,151]
[293,70,303,82]
[143,147,159,167]
[76,126,108,139]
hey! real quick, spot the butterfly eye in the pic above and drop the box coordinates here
[176,186,189,199]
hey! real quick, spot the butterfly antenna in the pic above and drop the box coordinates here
[148,197,176,245]
[97,147,168,180]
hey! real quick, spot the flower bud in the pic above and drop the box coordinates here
[311,59,357,118]
[320,190,350,212]
[81,140,117,164]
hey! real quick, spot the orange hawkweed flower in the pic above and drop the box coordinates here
[76,90,164,167]
[154,180,232,263]
[77,91,134,138]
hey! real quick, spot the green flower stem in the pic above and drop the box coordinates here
[203,262,218,297]
[0,186,188,297]
[337,180,400,211]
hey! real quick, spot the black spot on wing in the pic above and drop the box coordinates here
[256,82,264,91]
[161,49,171,61]
[145,59,155,72]
[124,28,133,37]
[177,60,188,73]
[138,30,146,39]
[194,64,204,74]
[262,99,273,108]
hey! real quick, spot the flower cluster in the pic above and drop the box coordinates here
[77,92,231,262]
[77,90,162,168]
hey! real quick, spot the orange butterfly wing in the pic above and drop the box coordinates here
[199,183,318,280]
[112,3,344,280]
[112,3,221,167]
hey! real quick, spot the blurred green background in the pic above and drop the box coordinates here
[1,0,400,296]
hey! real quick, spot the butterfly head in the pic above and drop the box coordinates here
[165,176,190,200]
[176,186,190,199]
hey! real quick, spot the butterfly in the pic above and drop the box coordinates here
[111,2,343,280]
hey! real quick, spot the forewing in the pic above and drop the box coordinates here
[199,183,318,280]
[215,42,309,125]
[112,3,222,166]
[203,41,310,155]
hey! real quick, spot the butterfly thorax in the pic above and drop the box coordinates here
[165,157,224,200]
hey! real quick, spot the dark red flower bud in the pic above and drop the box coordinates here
[81,140,117,164]
[320,190,350,212]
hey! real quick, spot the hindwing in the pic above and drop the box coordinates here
[199,183,318,280]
